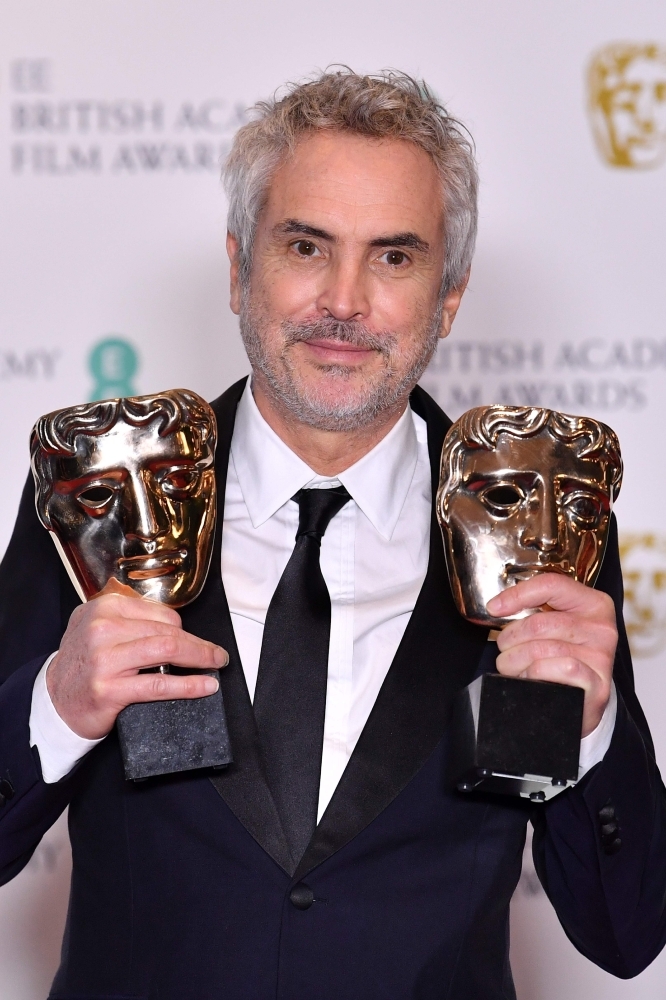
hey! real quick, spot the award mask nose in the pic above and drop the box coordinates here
[522,484,560,552]
[125,473,165,543]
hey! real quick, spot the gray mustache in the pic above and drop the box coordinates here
[282,320,396,357]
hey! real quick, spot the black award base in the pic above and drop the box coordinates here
[116,667,233,781]
[450,673,584,802]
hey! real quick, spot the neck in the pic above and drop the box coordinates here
[251,377,408,476]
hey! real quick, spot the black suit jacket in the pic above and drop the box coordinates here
[0,380,665,1000]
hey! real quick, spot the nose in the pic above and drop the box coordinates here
[521,482,561,553]
[124,472,167,544]
[315,254,371,322]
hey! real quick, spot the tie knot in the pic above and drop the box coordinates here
[293,486,351,540]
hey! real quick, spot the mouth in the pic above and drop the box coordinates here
[118,550,187,580]
[299,338,377,364]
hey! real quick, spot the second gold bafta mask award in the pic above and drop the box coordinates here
[30,389,232,781]
[437,405,622,801]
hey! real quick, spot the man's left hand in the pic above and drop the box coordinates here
[486,575,618,737]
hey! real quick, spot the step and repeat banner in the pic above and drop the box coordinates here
[1,1,666,997]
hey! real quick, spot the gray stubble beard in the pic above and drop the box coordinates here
[239,296,443,432]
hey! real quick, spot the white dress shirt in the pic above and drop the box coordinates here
[29,381,617,811]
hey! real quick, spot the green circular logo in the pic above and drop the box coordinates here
[88,337,139,400]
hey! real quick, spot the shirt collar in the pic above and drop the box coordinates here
[230,381,420,541]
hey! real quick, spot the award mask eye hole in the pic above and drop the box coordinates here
[481,484,524,516]
[563,492,603,525]
[160,468,200,498]
[77,485,115,510]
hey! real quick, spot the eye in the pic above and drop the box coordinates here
[479,484,524,517]
[380,250,408,267]
[292,240,320,257]
[159,468,200,498]
[562,492,603,525]
[77,485,115,510]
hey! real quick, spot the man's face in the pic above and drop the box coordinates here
[439,430,612,626]
[229,131,464,430]
[44,419,216,606]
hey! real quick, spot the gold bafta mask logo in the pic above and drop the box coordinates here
[588,43,666,169]
[620,534,666,658]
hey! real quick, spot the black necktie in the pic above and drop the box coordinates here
[253,485,352,864]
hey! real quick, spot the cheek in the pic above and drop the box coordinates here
[571,531,602,580]
[175,498,215,546]
[49,498,87,534]
[255,259,321,320]
[371,280,435,337]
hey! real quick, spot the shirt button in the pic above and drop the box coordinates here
[289,882,315,909]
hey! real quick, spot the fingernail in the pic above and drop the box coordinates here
[213,646,228,666]
[203,676,219,695]
[486,595,502,613]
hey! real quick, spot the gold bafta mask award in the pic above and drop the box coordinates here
[437,405,622,801]
[30,388,232,781]
[588,42,666,170]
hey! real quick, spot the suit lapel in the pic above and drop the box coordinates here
[180,377,294,875]
[294,386,488,880]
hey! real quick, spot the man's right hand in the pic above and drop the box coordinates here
[46,590,228,740]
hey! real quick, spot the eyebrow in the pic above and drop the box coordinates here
[368,232,430,254]
[274,219,336,241]
[274,219,430,254]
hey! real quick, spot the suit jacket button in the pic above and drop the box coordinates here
[604,837,622,856]
[290,883,315,910]
[0,779,15,801]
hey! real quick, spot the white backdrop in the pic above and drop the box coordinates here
[1,2,666,997]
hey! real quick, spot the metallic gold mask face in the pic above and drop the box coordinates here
[30,389,217,607]
[588,42,666,169]
[619,533,666,659]
[437,406,623,627]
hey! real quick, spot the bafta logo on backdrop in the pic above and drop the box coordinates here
[88,336,139,400]
[588,42,666,169]
[620,534,666,658]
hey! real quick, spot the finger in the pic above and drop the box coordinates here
[86,618,187,648]
[496,638,610,678]
[497,610,617,653]
[111,671,221,706]
[107,633,228,673]
[497,653,596,692]
[81,593,183,628]
[487,575,615,621]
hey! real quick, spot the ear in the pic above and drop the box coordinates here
[227,232,241,315]
[438,269,470,339]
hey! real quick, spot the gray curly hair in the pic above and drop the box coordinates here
[224,68,478,296]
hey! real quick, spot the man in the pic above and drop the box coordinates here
[0,70,664,1000]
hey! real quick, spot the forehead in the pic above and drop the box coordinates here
[262,131,444,238]
[460,430,606,484]
[57,419,203,479]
